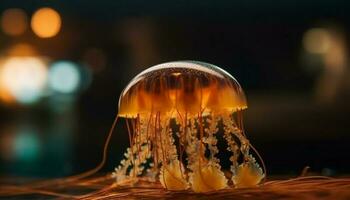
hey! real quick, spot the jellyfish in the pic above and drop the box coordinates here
[113,61,265,192]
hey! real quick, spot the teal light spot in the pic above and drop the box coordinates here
[13,129,40,162]
[49,61,81,94]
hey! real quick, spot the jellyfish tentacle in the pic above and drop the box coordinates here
[163,109,177,161]
[125,118,136,178]
[204,114,220,167]
[222,113,241,174]
[197,112,210,190]
[114,117,150,183]
[130,118,140,177]
[186,118,204,190]
[175,109,185,173]
[175,116,188,181]
[238,109,246,137]
[157,112,166,164]
[180,112,188,165]
[222,112,265,188]
[113,147,132,182]
[137,114,142,162]
[160,159,189,190]
[233,111,266,180]
[249,143,267,182]
[198,112,205,163]
[114,115,155,183]
[153,113,160,168]
[145,111,153,160]
[186,116,227,192]
[159,111,189,190]
[115,61,263,192]
[136,116,153,177]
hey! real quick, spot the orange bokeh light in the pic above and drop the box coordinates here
[31,7,61,38]
[1,8,28,36]
[6,43,37,57]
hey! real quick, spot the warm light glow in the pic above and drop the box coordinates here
[31,7,61,38]
[0,85,14,103]
[113,61,264,193]
[0,43,38,104]
[0,79,14,104]
[6,43,37,57]
[0,57,47,104]
[0,64,15,104]
[303,28,331,54]
[118,61,247,117]
[1,8,28,36]
[48,61,80,93]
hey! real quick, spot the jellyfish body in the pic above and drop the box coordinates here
[113,61,264,192]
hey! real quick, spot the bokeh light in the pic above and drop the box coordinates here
[0,43,38,104]
[0,57,47,104]
[0,63,15,104]
[1,8,28,36]
[31,7,61,38]
[0,126,41,163]
[13,128,41,162]
[0,86,14,104]
[303,28,331,54]
[48,61,81,94]
[82,48,107,73]
[6,43,37,57]
[0,128,15,161]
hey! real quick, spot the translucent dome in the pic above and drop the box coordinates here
[118,61,247,118]
[114,61,264,192]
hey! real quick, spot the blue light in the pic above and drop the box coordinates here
[48,61,80,94]
[13,128,41,162]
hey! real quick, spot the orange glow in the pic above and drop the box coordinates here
[0,43,39,104]
[0,57,47,104]
[1,8,28,36]
[0,88,14,103]
[31,7,61,38]
[0,59,13,103]
[303,28,331,54]
[6,43,37,57]
[114,61,264,193]
[118,61,247,117]
[0,67,15,104]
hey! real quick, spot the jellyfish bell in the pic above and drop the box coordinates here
[118,61,247,117]
[114,61,265,192]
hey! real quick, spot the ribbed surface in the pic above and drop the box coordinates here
[118,61,247,118]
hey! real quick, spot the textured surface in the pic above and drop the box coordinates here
[2,176,350,199]
[81,177,350,200]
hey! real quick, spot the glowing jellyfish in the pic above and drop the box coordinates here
[113,61,265,192]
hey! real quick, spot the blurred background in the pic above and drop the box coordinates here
[0,0,349,179]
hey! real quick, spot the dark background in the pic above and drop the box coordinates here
[0,0,349,178]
